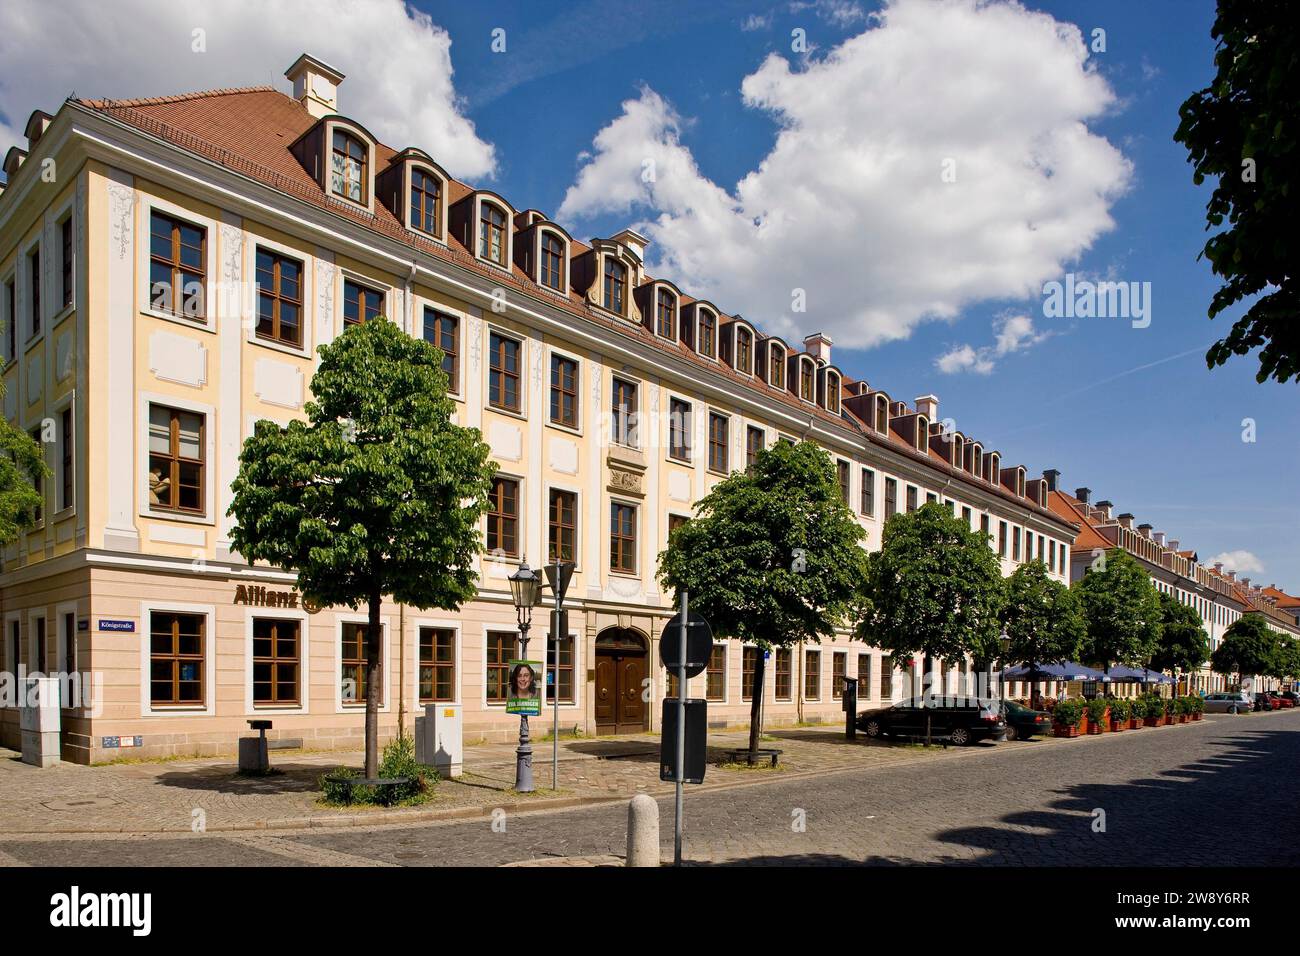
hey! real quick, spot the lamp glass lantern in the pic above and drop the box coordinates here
[508,561,543,627]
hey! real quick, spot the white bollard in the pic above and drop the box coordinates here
[626,793,660,867]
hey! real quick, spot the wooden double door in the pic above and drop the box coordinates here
[594,629,649,735]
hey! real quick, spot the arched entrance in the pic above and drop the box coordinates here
[594,627,649,735]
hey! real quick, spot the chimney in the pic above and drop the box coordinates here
[1137,523,1152,538]
[611,228,649,264]
[1117,513,1134,529]
[1154,532,1167,547]
[1241,577,1251,589]
[1074,486,1091,505]
[914,394,939,420]
[1214,562,1224,574]
[1227,570,1236,581]
[1096,500,1113,521]
[285,53,345,119]
[1168,539,1179,552]
[804,333,833,365]
[1043,469,1060,492]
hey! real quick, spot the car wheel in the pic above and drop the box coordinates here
[1004,725,1019,742]
[950,726,971,746]
[864,719,883,738]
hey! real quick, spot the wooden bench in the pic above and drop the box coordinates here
[721,747,782,767]
[323,774,414,805]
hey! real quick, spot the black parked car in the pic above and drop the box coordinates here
[1001,699,1053,740]
[856,696,1006,745]
[1277,691,1300,706]
[1254,692,1276,712]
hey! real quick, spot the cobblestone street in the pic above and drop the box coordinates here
[2,710,1296,866]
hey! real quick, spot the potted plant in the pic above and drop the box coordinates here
[1086,696,1109,734]
[1053,698,1086,738]
[1108,697,1129,732]
[1187,695,1205,721]
[1174,696,1191,723]
[1163,696,1178,724]
[1141,693,1164,727]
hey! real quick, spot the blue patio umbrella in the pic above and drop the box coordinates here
[1105,665,1175,685]
[1002,662,1111,682]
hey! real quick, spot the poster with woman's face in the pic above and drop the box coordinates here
[506,660,542,715]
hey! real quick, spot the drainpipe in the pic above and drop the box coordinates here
[796,640,804,725]
[398,602,407,739]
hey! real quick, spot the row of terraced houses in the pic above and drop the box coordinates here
[2,55,1296,763]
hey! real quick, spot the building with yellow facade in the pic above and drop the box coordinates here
[0,55,1079,764]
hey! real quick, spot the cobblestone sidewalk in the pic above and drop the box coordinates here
[0,726,959,835]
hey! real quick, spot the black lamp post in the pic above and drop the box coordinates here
[508,559,543,793]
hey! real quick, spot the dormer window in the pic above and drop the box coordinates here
[603,258,627,314]
[1016,468,1026,498]
[916,417,929,454]
[655,289,675,338]
[825,371,840,413]
[989,453,1001,482]
[769,345,785,388]
[480,204,507,266]
[410,168,440,235]
[874,395,888,434]
[698,310,717,358]
[798,359,815,402]
[736,328,753,374]
[540,232,565,291]
[970,442,982,475]
[331,130,367,203]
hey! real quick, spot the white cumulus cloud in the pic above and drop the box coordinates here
[1208,551,1266,576]
[0,0,495,179]
[937,312,1051,375]
[558,0,1131,350]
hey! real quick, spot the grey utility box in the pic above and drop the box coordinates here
[415,702,463,778]
[20,676,61,768]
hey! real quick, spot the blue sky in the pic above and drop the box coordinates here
[2,0,1294,587]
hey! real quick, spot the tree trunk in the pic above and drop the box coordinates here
[747,652,767,757]
[364,584,383,779]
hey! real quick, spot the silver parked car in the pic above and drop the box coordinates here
[1204,692,1252,714]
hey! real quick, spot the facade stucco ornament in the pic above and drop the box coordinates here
[316,259,335,339]
[607,466,644,497]
[468,315,483,371]
[219,223,244,323]
[107,181,135,261]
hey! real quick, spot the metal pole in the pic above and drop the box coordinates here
[552,557,561,791]
[674,590,687,867]
[515,621,533,793]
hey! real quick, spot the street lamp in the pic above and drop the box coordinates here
[509,559,543,793]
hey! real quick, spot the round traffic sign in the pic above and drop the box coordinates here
[659,612,713,678]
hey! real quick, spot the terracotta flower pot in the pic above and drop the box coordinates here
[1192,712,1203,721]
[1143,716,1161,727]
[1129,717,1142,730]
[1053,723,1080,738]
[1110,719,1126,732]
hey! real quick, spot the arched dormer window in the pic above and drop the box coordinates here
[1016,467,1026,498]
[409,167,441,235]
[603,258,627,315]
[736,327,753,374]
[798,357,815,402]
[951,432,964,467]
[824,370,840,413]
[989,453,1001,483]
[698,309,717,358]
[655,288,675,339]
[479,203,507,266]
[769,344,786,388]
[917,417,929,454]
[874,395,889,434]
[540,231,565,292]
[970,442,982,476]
[331,129,367,203]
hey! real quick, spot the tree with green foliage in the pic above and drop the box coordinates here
[1211,612,1279,689]
[1151,592,1211,693]
[229,318,496,777]
[858,502,1005,741]
[1270,635,1300,684]
[1174,0,1300,384]
[1073,548,1162,677]
[1001,560,1086,708]
[657,439,867,758]
[0,378,47,545]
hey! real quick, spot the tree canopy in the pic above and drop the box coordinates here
[657,438,866,753]
[1174,0,1300,383]
[229,317,495,774]
[1210,612,1279,685]
[1073,548,1162,675]
[1002,560,1086,671]
[0,378,47,545]
[1150,591,1211,679]
[858,501,1006,686]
